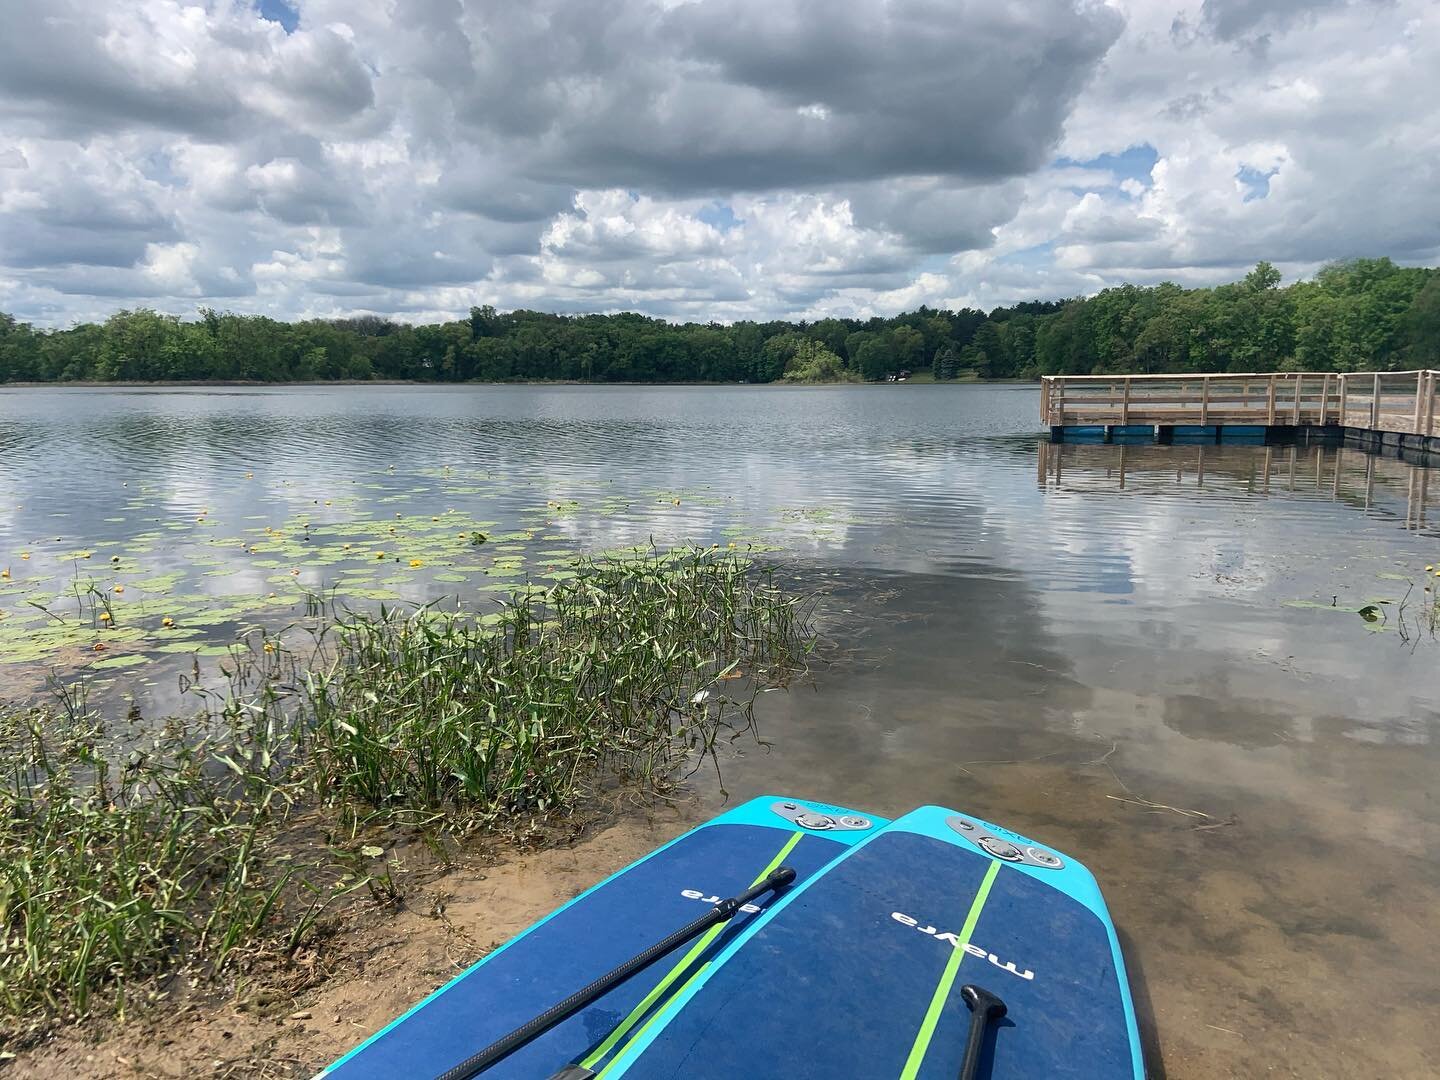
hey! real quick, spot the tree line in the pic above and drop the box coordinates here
[2,258,1437,385]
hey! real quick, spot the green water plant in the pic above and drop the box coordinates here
[0,549,813,1024]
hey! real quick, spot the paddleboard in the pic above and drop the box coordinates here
[317,796,886,1080]
[607,804,1144,1079]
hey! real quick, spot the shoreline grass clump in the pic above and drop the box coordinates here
[290,548,808,828]
[0,703,325,1022]
[0,548,813,1027]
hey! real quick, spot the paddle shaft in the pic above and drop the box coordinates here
[433,866,798,1080]
[957,984,1007,1080]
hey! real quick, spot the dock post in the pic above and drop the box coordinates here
[1424,371,1436,437]
[1103,424,1114,444]
[1155,425,1173,445]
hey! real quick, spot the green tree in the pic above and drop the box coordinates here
[757,331,806,382]
[931,343,959,380]
[853,336,893,381]
[1405,276,1440,365]
[889,325,924,373]
[782,339,855,382]
[972,321,1012,378]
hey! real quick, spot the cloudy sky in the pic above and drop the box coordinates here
[0,0,1436,326]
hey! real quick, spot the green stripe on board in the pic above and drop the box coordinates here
[898,859,1002,1080]
[594,961,713,1078]
[577,829,805,1071]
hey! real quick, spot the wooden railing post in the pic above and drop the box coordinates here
[1200,377,1210,424]
[1413,370,1425,434]
[1338,373,1348,428]
[1121,378,1131,424]
[1266,375,1277,424]
[1320,373,1331,425]
[1425,370,1437,438]
[1371,372,1381,428]
[1292,373,1303,424]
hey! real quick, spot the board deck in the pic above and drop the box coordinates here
[316,797,885,1080]
[607,804,1144,1079]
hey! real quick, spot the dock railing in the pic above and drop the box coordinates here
[1041,370,1440,438]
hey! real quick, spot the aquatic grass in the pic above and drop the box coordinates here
[0,549,813,1024]
[280,547,811,829]
[0,707,283,1020]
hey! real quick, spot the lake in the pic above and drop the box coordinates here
[2,384,1437,1077]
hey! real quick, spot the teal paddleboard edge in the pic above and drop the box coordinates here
[884,805,1144,1078]
[313,794,885,1079]
[606,802,1144,1080]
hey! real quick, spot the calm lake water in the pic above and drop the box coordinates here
[2,384,1438,1077]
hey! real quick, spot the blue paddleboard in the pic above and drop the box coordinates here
[608,804,1144,1079]
[317,797,885,1080]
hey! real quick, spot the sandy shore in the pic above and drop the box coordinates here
[6,805,696,1079]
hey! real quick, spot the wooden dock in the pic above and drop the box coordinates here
[1041,370,1440,453]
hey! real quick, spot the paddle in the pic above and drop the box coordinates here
[956,984,1007,1080]
[433,866,798,1080]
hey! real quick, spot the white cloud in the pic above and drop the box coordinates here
[0,0,1435,325]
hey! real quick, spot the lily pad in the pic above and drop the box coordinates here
[91,653,152,670]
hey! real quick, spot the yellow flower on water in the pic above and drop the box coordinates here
[245,472,253,479]
[20,552,29,560]
[113,585,124,594]
[162,617,174,628]
[375,551,385,559]
[81,551,92,559]
[410,559,423,568]
[0,568,9,579]
[727,542,736,549]
[99,612,111,623]
[111,555,120,563]
[263,640,276,653]
[343,543,351,550]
